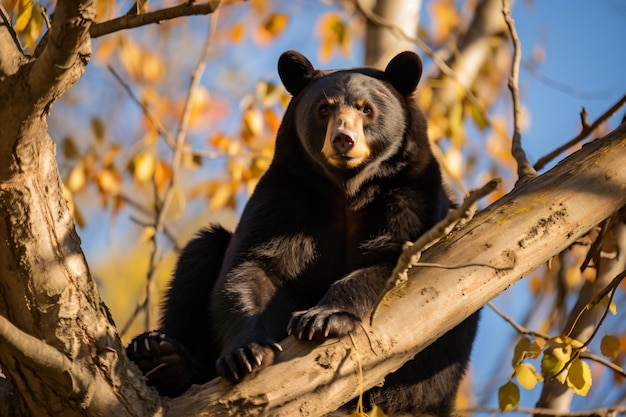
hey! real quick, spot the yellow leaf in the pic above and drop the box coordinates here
[529,337,546,360]
[14,0,33,32]
[255,13,288,44]
[316,13,351,63]
[102,145,122,168]
[566,359,592,396]
[154,160,172,190]
[242,107,264,141]
[511,337,531,367]
[230,23,245,43]
[67,163,87,192]
[21,3,43,52]
[97,169,121,195]
[209,182,233,211]
[498,381,519,412]
[63,137,80,160]
[367,404,387,417]
[427,0,459,43]
[92,117,105,141]
[600,335,621,359]
[599,295,617,315]
[514,363,544,390]
[132,151,156,184]
[139,226,156,243]
[541,352,566,376]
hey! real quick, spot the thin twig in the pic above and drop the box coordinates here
[143,11,219,329]
[580,351,626,379]
[502,0,537,182]
[370,178,501,324]
[107,65,177,149]
[487,301,550,340]
[534,93,626,171]
[90,0,221,38]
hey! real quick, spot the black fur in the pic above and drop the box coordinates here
[127,50,478,416]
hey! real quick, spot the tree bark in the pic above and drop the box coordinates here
[165,124,626,416]
[0,0,163,415]
[363,0,421,68]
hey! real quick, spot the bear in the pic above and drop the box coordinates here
[127,50,479,416]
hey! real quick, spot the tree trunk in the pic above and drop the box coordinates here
[363,0,421,68]
[165,123,626,416]
[0,0,162,415]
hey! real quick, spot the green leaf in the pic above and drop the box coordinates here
[541,351,565,376]
[498,381,520,412]
[514,363,544,390]
[566,359,592,396]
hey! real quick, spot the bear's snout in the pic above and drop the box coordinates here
[331,130,355,155]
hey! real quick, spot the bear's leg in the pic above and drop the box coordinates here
[126,225,231,397]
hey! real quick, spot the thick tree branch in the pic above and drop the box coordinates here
[89,0,220,38]
[0,315,71,379]
[28,0,95,107]
[0,4,26,77]
[166,124,626,417]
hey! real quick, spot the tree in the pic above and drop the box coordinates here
[1,0,625,416]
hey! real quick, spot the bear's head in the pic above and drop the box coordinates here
[277,50,425,184]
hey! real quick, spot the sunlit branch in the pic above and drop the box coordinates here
[502,0,537,182]
[0,315,71,377]
[370,178,501,324]
[89,0,221,38]
[534,93,626,171]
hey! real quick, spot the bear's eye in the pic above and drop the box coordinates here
[362,105,373,115]
[318,104,331,118]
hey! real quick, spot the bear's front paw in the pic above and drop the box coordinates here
[216,340,283,383]
[287,307,359,341]
[126,331,193,397]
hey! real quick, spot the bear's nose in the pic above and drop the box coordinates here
[331,130,355,155]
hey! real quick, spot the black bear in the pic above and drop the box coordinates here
[127,50,479,416]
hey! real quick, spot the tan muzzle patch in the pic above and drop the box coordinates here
[321,106,370,169]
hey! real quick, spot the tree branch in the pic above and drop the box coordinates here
[502,0,537,182]
[89,0,220,38]
[0,315,71,379]
[166,123,626,417]
[28,0,95,107]
[370,178,501,323]
[0,3,26,77]
[487,301,550,340]
[534,93,626,171]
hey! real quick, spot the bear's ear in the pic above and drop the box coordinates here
[278,50,316,96]
[384,51,423,96]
